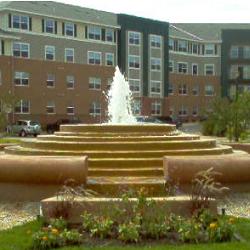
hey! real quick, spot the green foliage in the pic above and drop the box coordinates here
[90,217,114,239]
[202,92,250,141]
[118,221,140,243]
[31,218,81,250]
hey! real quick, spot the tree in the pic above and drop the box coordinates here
[202,92,250,142]
[0,91,19,133]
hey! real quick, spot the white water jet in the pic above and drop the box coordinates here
[107,66,137,124]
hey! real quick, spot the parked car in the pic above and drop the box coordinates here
[46,118,81,134]
[155,116,183,129]
[135,116,164,124]
[8,120,41,137]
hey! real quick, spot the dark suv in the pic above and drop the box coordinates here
[46,118,81,134]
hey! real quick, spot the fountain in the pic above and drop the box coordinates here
[107,66,136,124]
[0,66,250,201]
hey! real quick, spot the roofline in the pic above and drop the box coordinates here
[0,7,121,29]
[170,24,203,41]
[169,35,222,43]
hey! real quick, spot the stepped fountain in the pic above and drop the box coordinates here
[0,67,250,201]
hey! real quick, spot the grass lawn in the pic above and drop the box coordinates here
[1,218,250,250]
[0,137,21,144]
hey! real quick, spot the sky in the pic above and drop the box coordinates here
[46,0,250,23]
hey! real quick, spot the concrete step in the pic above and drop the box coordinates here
[4,145,233,157]
[88,167,163,177]
[89,158,162,168]
[54,131,180,137]
[38,134,200,142]
[60,124,176,134]
[21,139,217,151]
[87,176,166,197]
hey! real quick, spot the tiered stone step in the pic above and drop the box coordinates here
[87,176,166,197]
[38,134,200,142]
[20,139,217,151]
[5,145,233,157]
[2,124,236,196]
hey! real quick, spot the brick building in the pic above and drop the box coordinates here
[0,1,249,126]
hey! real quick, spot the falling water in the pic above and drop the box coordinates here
[107,66,137,124]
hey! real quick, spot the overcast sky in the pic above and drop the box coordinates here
[50,0,250,23]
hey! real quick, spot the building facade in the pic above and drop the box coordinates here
[0,1,250,127]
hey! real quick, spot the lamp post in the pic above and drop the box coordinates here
[234,67,242,142]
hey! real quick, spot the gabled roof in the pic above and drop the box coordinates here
[0,1,118,28]
[170,23,250,41]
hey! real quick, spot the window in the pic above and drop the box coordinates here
[65,22,75,36]
[12,15,29,30]
[67,105,75,115]
[205,64,214,76]
[45,46,55,60]
[90,102,101,116]
[192,64,198,75]
[15,100,30,114]
[204,44,215,55]
[105,53,114,66]
[13,42,29,58]
[14,72,29,86]
[192,106,198,116]
[168,83,173,95]
[178,84,188,95]
[88,51,101,65]
[192,43,199,54]
[243,65,250,79]
[192,85,199,96]
[106,29,114,42]
[66,75,74,89]
[131,99,141,115]
[178,62,188,74]
[89,77,101,90]
[46,101,55,114]
[179,105,188,116]
[65,48,74,63]
[151,101,161,115]
[129,79,140,93]
[230,46,239,58]
[128,55,140,69]
[88,26,101,40]
[169,39,174,50]
[47,74,55,88]
[128,31,140,45]
[178,40,187,52]
[45,19,55,33]
[150,35,161,48]
[243,46,250,59]
[205,84,215,96]
[169,61,174,72]
[151,58,161,71]
[229,65,240,79]
[150,81,161,94]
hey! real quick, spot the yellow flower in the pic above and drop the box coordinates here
[209,222,217,229]
[229,218,235,224]
[42,236,48,241]
[51,228,59,235]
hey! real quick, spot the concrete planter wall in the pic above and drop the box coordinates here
[41,196,217,224]
[0,155,88,202]
[164,154,250,184]
[224,143,250,154]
